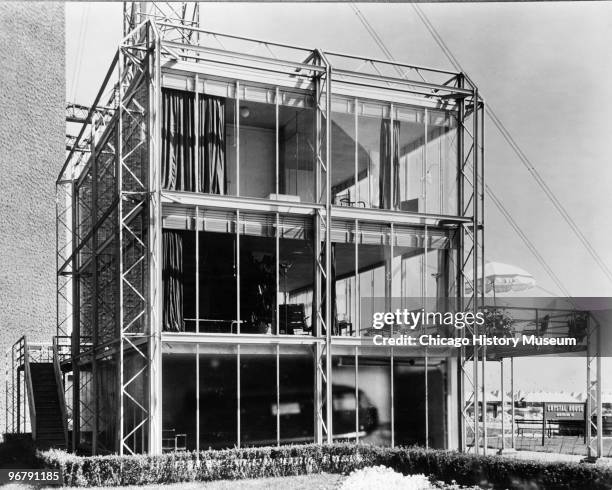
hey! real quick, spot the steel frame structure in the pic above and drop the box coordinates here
[55,3,484,455]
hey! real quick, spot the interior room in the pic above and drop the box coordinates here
[330,99,459,214]
[161,87,315,203]
[161,212,316,335]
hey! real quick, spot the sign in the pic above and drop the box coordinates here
[543,402,585,422]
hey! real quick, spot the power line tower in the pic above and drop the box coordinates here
[123,2,200,42]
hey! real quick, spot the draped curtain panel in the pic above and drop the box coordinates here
[198,95,227,194]
[379,120,400,209]
[162,89,195,191]
[162,90,227,193]
[163,230,184,332]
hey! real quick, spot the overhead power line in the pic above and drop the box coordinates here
[411,3,612,286]
[350,2,612,293]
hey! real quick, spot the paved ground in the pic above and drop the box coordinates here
[484,434,612,457]
[497,448,612,466]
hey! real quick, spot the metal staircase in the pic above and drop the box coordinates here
[29,363,66,449]
[5,337,69,449]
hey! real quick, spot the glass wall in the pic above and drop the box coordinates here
[161,86,315,203]
[329,220,456,337]
[327,352,448,448]
[239,215,277,334]
[162,345,315,449]
[198,227,237,334]
[162,210,314,336]
[279,101,315,203]
[424,110,459,215]
[330,96,459,214]
[162,354,197,450]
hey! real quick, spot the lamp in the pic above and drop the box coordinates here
[240,106,250,118]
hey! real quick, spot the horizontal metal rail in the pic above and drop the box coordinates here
[162,40,325,74]
[332,68,473,96]
[322,49,460,76]
[58,51,119,185]
[156,22,316,54]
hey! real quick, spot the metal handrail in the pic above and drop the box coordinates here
[52,337,69,448]
[22,337,36,440]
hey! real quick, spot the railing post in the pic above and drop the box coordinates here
[52,337,70,448]
[23,337,36,441]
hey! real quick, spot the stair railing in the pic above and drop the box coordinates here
[52,337,69,448]
[22,337,36,441]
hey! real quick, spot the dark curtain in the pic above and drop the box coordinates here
[162,89,195,191]
[379,120,400,209]
[163,230,184,332]
[162,90,226,193]
[198,95,226,194]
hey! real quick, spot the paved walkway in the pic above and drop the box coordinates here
[496,448,612,466]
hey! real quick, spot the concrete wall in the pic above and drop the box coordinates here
[0,2,64,433]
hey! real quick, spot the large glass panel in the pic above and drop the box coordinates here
[279,347,315,444]
[357,101,389,209]
[331,99,357,206]
[162,354,196,450]
[426,110,458,215]
[332,355,358,442]
[198,225,237,334]
[393,226,424,330]
[359,356,391,446]
[221,97,237,195]
[182,230,197,332]
[279,101,315,203]
[358,223,391,336]
[397,106,426,213]
[241,353,277,446]
[239,213,277,334]
[332,220,357,337]
[198,351,237,448]
[237,98,276,199]
[279,216,314,335]
[394,359,447,448]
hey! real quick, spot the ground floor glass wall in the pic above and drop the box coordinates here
[161,344,449,450]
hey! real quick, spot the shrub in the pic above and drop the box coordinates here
[38,443,612,489]
[0,434,41,469]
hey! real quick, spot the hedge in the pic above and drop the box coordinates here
[39,443,612,489]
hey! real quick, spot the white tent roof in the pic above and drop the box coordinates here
[484,390,612,404]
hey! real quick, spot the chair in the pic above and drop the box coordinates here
[162,429,187,452]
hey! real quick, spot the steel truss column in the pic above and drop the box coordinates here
[117,22,156,455]
[313,50,332,444]
[91,114,99,454]
[148,26,163,456]
[586,315,602,460]
[457,78,483,454]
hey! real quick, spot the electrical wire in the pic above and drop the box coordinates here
[69,4,91,103]
[350,2,608,295]
[411,2,612,286]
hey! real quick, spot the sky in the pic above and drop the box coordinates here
[65,2,612,392]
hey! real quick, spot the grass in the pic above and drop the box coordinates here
[1,474,345,490]
[82,473,344,490]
